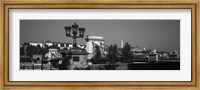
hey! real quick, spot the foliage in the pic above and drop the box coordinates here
[20,42,60,57]
[121,42,133,63]
[91,45,103,64]
[106,44,119,64]
[20,47,25,55]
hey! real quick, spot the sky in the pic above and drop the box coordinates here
[20,20,180,52]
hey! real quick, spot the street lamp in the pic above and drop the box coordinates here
[65,26,71,37]
[41,41,45,70]
[79,28,86,38]
[65,22,86,47]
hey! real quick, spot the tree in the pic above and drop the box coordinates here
[92,45,102,64]
[121,42,133,63]
[25,43,34,57]
[20,46,25,55]
[36,44,42,54]
[106,44,119,64]
[43,44,50,54]
[20,42,51,57]
[23,43,43,57]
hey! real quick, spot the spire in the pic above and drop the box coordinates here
[121,39,124,48]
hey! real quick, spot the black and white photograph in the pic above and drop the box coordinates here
[20,20,180,70]
[2,1,198,89]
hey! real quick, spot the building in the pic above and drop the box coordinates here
[45,48,62,61]
[60,47,88,70]
[29,42,43,47]
[32,55,42,63]
[85,35,105,59]
[168,50,180,59]
[132,46,146,52]
[148,49,158,63]
[27,41,85,50]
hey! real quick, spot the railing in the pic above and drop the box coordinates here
[20,63,58,70]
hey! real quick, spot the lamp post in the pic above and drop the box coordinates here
[65,22,86,48]
[41,41,44,70]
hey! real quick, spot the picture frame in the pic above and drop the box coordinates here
[0,0,199,90]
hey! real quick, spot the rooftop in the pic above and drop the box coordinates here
[86,35,104,39]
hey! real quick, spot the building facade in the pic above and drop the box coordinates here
[85,35,105,59]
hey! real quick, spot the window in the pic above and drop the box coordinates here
[73,56,79,62]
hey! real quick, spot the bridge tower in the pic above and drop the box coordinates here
[85,35,105,59]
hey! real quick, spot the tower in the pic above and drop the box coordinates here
[85,35,104,59]
[121,39,124,48]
